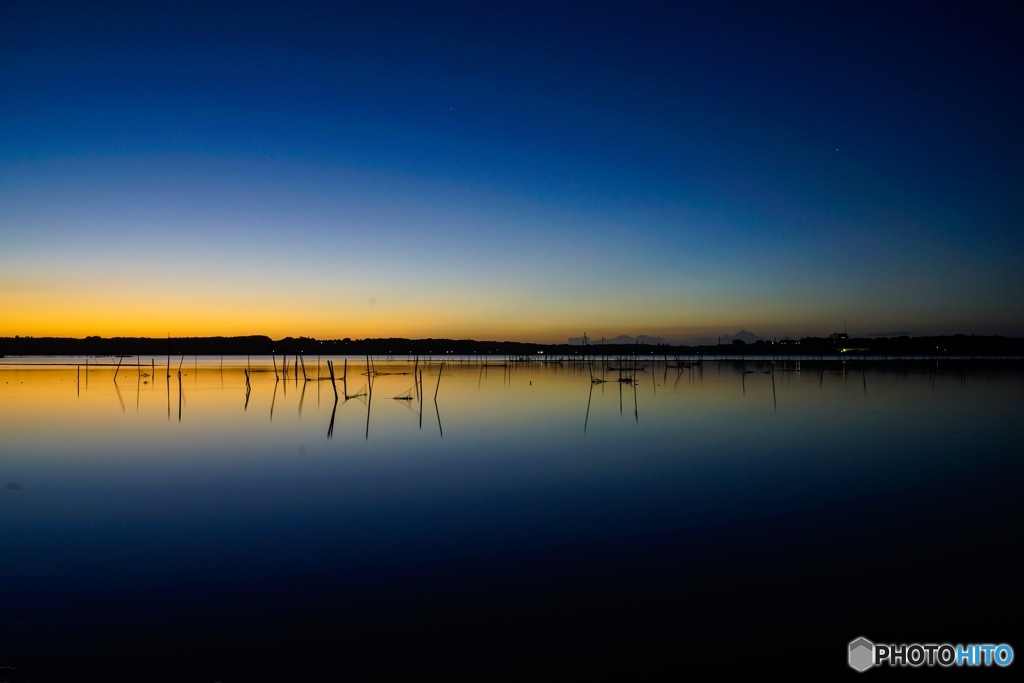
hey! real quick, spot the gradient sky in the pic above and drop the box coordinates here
[2,1,1022,343]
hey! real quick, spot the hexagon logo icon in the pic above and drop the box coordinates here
[849,637,875,672]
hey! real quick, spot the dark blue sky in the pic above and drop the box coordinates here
[2,1,1022,341]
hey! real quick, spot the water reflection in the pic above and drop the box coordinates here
[1,357,1022,678]
[10,356,1021,442]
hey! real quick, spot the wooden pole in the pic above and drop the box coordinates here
[327,360,338,399]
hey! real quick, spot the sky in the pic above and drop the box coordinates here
[2,1,1022,344]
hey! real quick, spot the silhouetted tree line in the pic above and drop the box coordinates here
[1,334,1022,358]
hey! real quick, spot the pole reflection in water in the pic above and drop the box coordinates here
[0,357,1021,679]
[327,395,338,439]
[270,379,279,421]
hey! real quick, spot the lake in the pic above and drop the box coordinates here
[2,356,1022,679]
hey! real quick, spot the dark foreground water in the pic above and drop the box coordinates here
[1,357,1022,680]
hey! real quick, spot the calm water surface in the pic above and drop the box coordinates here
[1,357,1022,679]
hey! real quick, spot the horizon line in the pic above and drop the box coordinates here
[3,331,1023,346]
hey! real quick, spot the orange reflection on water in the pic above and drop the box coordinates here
[2,358,1021,466]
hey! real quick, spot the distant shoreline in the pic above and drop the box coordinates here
[2,334,1022,360]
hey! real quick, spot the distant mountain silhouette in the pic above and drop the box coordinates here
[721,330,762,344]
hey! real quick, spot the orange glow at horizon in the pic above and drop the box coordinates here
[2,293,759,345]
[5,267,972,343]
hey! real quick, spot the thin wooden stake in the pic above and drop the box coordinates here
[327,360,338,398]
